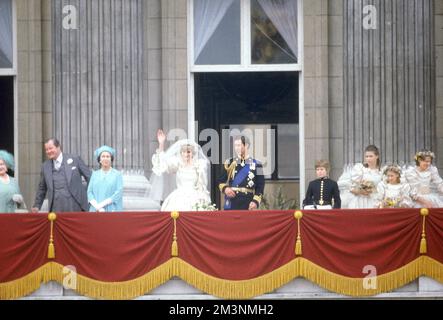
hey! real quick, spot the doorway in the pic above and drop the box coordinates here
[194,72,299,208]
[0,76,14,174]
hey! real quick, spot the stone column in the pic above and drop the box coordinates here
[436,0,443,171]
[303,0,330,183]
[16,0,45,207]
[343,0,436,165]
[52,0,158,210]
[328,0,344,180]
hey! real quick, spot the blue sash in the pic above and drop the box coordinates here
[224,163,251,210]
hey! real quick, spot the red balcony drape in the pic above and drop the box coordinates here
[0,209,442,299]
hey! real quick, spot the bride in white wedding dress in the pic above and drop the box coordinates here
[150,129,212,211]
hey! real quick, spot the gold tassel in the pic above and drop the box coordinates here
[420,237,427,254]
[295,237,302,255]
[171,211,179,257]
[47,212,57,259]
[419,208,429,254]
[48,242,55,259]
[171,239,178,257]
[294,210,303,256]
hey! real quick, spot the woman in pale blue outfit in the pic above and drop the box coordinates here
[0,150,25,213]
[87,145,123,212]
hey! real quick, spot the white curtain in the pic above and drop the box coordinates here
[257,0,298,60]
[0,0,13,67]
[194,0,235,62]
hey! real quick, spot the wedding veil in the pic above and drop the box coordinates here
[146,139,211,203]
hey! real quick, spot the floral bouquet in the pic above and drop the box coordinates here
[192,199,218,211]
[358,180,376,193]
[381,197,400,208]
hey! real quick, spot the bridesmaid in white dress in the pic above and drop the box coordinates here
[375,165,413,208]
[404,150,443,208]
[340,145,383,209]
[151,129,212,211]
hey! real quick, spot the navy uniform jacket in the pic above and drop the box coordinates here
[218,156,265,210]
[303,177,341,209]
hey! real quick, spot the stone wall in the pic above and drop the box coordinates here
[303,0,330,183]
[16,0,48,207]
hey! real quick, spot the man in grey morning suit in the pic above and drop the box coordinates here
[31,138,91,212]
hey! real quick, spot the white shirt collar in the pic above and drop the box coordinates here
[54,153,63,165]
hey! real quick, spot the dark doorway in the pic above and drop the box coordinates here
[195,72,299,207]
[0,76,14,174]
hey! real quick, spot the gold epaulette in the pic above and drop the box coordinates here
[224,159,232,170]
[219,183,227,192]
[226,160,237,181]
[253,195,262,204]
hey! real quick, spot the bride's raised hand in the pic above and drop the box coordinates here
[157,129,166,151]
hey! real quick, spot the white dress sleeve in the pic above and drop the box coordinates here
[337,165,352,190]
[375,182,386,207]
[400,183,413,208]
[404,167,419,200]
[151,150,180,176]
[350,163,365,188]
[430,166,443,194]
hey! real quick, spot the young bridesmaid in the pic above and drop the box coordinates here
[404,150,443,208]
[376,165,412,208]
[342,145,383,209]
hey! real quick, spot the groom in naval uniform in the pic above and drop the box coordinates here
[218,136,265,210]
[31,138,91,212]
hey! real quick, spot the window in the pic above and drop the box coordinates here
[251,0,297,64]
[224,124,299,180]
[190,0,300,71]
[277,124,299,178]
[0,0,13,70]
[194,0,240,65]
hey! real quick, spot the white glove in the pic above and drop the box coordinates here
[89,199,100,211]
[98,208,105,212]
[97,198,113,210]
[12,194,23,204]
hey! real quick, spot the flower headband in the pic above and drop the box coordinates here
[414,150,435,161]
[383,164,401,176]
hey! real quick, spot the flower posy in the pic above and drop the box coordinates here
[359,180,375,192]
[192,200,218,211]
[382,197,400,208]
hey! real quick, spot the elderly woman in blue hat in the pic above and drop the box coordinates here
[87,145,123,212]
[0,150,25,213]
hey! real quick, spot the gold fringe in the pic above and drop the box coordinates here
[422,256,443,283]
[173,256,443,299]
[1,257,443,299]
[0,261,174,300]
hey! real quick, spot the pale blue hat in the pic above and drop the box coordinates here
[94,145,116,159]
[0,150,15,170]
